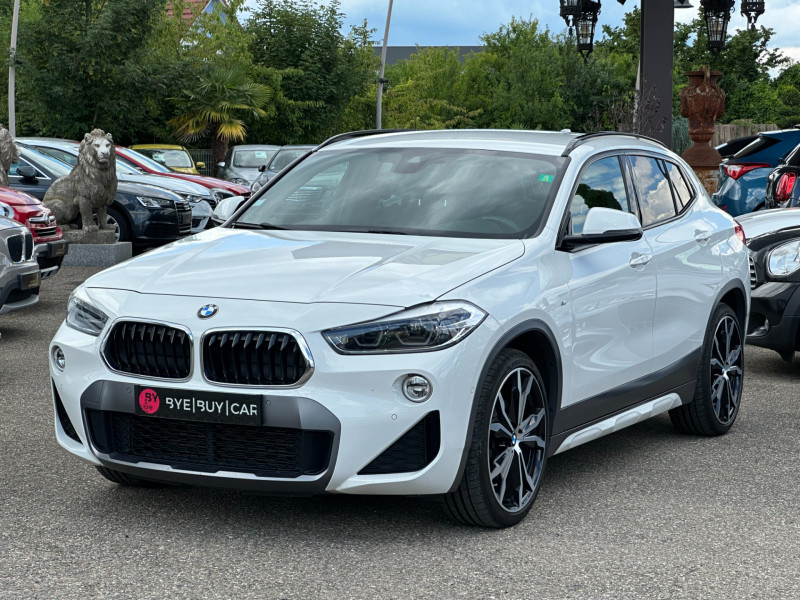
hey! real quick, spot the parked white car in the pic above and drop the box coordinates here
[50,130,749,528]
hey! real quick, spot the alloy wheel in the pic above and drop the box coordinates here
[710,315,743,425]
[487,367,547,513]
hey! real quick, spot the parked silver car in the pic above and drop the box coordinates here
[216,144,280,187]
[0,216,40,315]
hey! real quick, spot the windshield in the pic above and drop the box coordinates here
[233,148,277,168]
[138,148,193,169]
[17,147,72,178]
[120,149,172,173]
[237,148,564,238]
[268,148,311,172]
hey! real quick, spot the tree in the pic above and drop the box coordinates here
[16,0,168,142]
[169,67,274,173]
[247,0,377,143]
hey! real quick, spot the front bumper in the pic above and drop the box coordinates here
[34,240,68,279]
[0,263,40,314]
[50,292,498,496]
[747,280,800,360]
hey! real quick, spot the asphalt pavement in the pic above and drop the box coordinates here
[1,267,799,599]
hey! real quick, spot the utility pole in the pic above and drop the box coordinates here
[376,0,393,130]
[8,0,21,136]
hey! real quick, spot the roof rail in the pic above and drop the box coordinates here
[561,131,667,157]
[314,129,408,151]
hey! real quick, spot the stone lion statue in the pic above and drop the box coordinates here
[44,129,118,232]
[0,124,19,188]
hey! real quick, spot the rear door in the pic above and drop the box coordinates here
[627,154,722,373]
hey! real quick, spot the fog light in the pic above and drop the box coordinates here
[402,375,432,402]
[52,346,66,371]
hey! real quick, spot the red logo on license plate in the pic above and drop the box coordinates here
[138,388,160,414]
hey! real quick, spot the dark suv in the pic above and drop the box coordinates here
[713,128,800,216]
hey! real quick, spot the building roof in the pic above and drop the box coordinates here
[374,46,484,65]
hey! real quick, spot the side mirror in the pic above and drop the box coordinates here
[258,164,267,172]
[560,207,643,249]
[217,162,225,168]
[196,162,205,169]
[17,165,38,181]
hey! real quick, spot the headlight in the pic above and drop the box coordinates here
[251,180,262,193]
[210,188,229,202]
[229,177,250,187]
[322,302,486,354]
[66,287,108,336]
[137,196,174,209]
[768,239,800,276]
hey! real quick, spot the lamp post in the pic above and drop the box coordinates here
[376,0,393,130]
[8,0,21,137]
[559,0,583,35]
[740,0,765,30]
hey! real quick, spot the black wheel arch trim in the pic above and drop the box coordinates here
[448,319,563,493]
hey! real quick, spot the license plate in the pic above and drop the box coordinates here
[134,385,261,425]
[49,241,68,257]
[19,271,40,291]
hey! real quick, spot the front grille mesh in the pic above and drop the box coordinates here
[86,410,333,477]
[103,321,191,379]
[203,330,309,386]
[749,255,759,290]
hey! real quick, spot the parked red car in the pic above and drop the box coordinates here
[0,186,68,278]
[115,147,250,202]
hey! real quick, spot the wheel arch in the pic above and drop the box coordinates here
[716,279,747,329]
[448,319,563,493]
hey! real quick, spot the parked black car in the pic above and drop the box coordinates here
[764,141,800,210]
[8,147,191,249]
[738,209,800,361]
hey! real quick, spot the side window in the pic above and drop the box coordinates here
[665,161,693,210]
[570,156,630,235]
[629,156,676,226]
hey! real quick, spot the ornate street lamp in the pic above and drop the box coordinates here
[576,0,601,59]
[559,0,583,35]
[700,0,735,54]
[740,0,765,30]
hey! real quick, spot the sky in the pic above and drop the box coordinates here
[242,0,800,66]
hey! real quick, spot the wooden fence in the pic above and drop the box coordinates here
[711,123,779,147]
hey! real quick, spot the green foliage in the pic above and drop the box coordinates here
[246,0,378,143]
[16,0,168,142]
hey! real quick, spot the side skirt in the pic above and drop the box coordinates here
[549,388,689,456]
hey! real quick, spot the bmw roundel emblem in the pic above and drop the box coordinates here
[198,304,219,319]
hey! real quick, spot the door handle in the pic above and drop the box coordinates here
[695,230,713,244]
[629,252,653,267]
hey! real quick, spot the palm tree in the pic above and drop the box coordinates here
[169,67,274,175]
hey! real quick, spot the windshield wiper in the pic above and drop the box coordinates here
[234,221,290,230]
[362,229,409,235]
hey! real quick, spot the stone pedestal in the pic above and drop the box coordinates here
[62,228,117,245]
[63,242,132,268]
[680,67,726,195]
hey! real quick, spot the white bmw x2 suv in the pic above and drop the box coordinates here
[50,130,750,528]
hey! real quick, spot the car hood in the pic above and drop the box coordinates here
[118,173,209,196]
[0,186,41,206]
[0,216,25,232]
[738,208,800,241]
[86,228,525,306]
[117,181,180,200]
[167,173,250,194]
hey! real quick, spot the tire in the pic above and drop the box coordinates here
[444,349,549,528]
[95,466,166,488]
[105,206,131,242]
[669,303,744,436]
